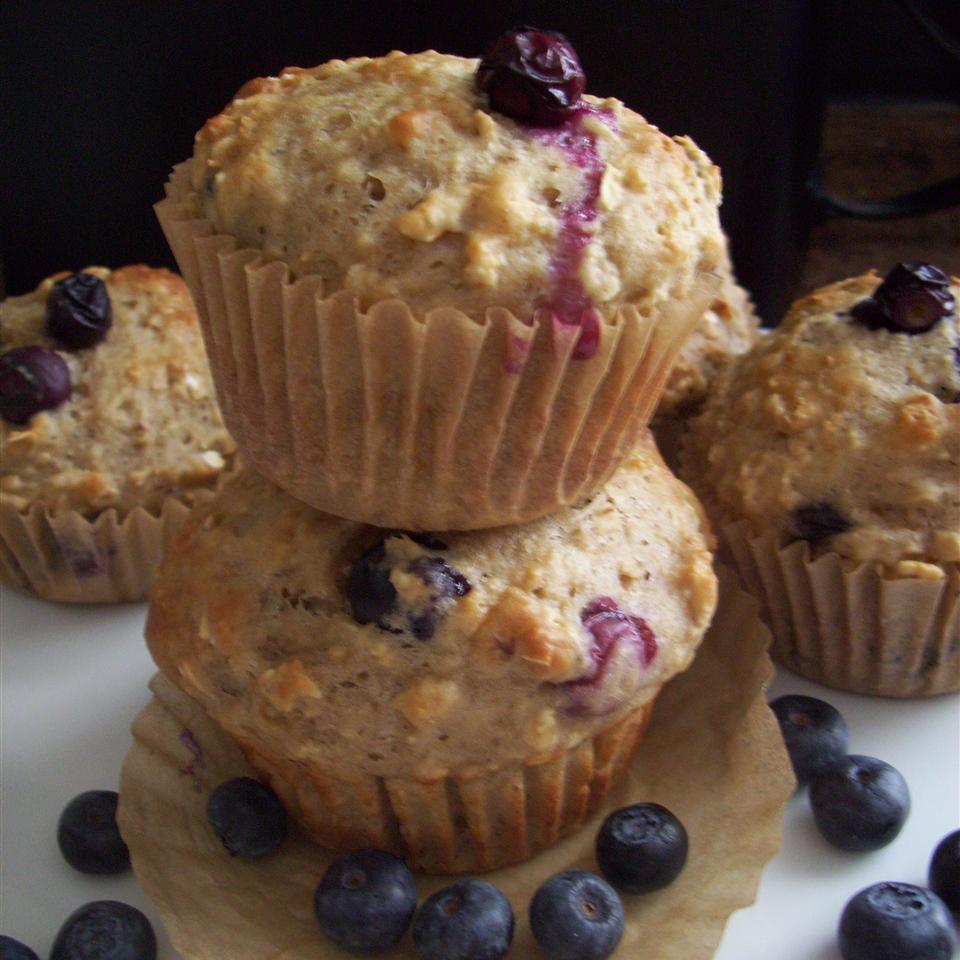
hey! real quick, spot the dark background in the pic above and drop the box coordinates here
[2,0,957,321]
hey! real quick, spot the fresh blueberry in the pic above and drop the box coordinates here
[206,777,287,858]
[769,695,849,785]
[57,790,130,875]
[0,936,39,960]
[46,272,113,349]
[477,27,586,125]
[851,261,955,334]
[792,502,852,547]
[412,879,514,960]
[838,882,958,960]
[529,870,625,960]
[314,849,417,954]
[49,901,156,960]
[595,802,688,894]
[810,755,910,851]
[0,345,71,425]
[929,829,960,914]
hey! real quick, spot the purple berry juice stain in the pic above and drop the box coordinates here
[526,105,617,360]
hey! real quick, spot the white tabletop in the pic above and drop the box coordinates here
[1,584,958,959]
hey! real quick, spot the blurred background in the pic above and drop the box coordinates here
[1,0,957,322]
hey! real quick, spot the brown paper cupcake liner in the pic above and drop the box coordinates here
[723,519,960,697]
[156,161,718,530]
[0,494,205,604]
[228,701,653,876]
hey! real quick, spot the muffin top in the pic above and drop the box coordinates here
[147,437,717,781]
[657,245,759,416]
[189,47,724,323]
[0,266,236,515]
[685,267,960,572]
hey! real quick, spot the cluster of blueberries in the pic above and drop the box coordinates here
[770,694,959,960]
[206,776,687,960]
[4,690,957,960]
[0,273,113,426]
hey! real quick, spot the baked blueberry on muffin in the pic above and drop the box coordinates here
[146,434,717,873]
[0,266,236,602]
[685,263,960,697]
[157,29,725,530]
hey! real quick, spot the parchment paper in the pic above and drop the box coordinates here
[118,569,794,959]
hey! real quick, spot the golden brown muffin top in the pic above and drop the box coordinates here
[190,50,724,323]
[685,271,960,572]
[0,266,236,515]
[147,438,717,780]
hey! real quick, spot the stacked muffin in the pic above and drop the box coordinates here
[146,32,722,873]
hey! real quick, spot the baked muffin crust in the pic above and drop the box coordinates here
[686,272,960,570]
[147,437,717,782]
[0,266,236,515]
[190,50,724,322]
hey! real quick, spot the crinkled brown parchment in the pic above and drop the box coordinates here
[118,569,794,959]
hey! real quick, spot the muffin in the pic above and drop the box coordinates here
[156,31,725,530]
[0,266,236,602]
[145,435,717,873]
[684,263,960,697]
[652,244,759,467]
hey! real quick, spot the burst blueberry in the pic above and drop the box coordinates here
[792,502,851,547]
[49,901,156,960]
[529,870,625,960]
[57,790,130,875]
[809,755,910,851]
[596,802,688,894]
[851,261,955,334]
[314,849,417,954]
[0,937,39,960]
[0,345,71,425]
[46,272,113,348]
[206,777,287,858]
[346,541,398,625]
[477,27,586,125]
[769,694,849,785]
[838,882,958,960]
[412,879,514,960]
[929,829,960,914]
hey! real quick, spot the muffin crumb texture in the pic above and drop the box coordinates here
[191,50,723,321]
[0,266,236,516]
[686,272,960,568]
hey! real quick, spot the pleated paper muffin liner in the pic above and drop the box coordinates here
[0,493,210,604]
[118,570,793,959]
[156,161,718,530]
[723,519,960,698]
[229,700,652,876]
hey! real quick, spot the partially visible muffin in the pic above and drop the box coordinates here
[0,265,236,602]
[146,435,717,873]
[158,35,725,530]
[652,246,758,468]
[684,263,960,697]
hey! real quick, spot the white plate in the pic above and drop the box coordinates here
[1,585,958,959]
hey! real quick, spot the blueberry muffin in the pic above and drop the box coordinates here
[685,263,960,696]
[653,245,759,468]
[146,434,717,873]
[156,29,725,529]
[0,266,236,602]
